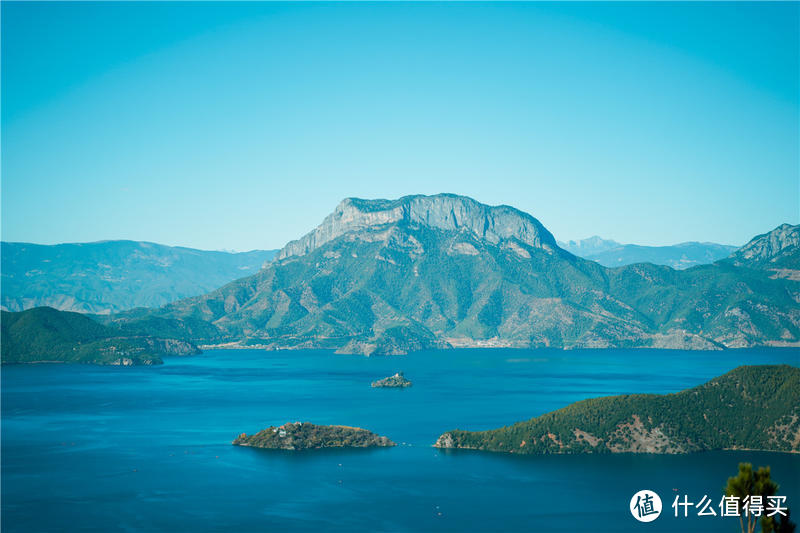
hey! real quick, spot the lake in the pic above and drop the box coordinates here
[2,347,799,532]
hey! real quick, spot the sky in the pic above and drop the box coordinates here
[2,2,798,252]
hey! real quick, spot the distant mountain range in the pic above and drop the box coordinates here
[558,236,738,269]
[105,194,800,354]
[435,365,800,454]
[1,241,276,314]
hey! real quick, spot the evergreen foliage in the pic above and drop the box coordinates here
[233,422,395,450]
[1,307,199,365]
[436,365,800,455]
[725,462,796,533]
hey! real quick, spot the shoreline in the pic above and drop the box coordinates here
[196,342,800,353]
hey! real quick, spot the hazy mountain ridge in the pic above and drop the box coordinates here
[1,241,277,314]
[559,236,738,270]
[558,236,621,255]
[107,194,800,355]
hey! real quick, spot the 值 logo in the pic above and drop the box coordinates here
[630,490,662,522]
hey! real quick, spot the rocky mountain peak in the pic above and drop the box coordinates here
[558,235,621,255]
[276,194,557,260]
[729,223,799,266]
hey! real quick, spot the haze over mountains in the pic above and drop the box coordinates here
[106,194,800,355]
[558,237,738,270]
[1,241,276,314]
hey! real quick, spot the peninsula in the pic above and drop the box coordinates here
[434,365,800,455]
[1,306,200,366]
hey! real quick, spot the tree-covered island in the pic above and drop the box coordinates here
[233,422,396,450]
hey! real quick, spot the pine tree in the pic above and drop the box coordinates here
[724,463,795,533]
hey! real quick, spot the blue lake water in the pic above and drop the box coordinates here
[2,347,799,532]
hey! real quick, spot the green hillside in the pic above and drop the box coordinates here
[434,365,800,454]
[106,195,800,355]
[1,307,200,365]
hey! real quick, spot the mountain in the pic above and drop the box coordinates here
[726,223,800,271]
[558,237,738,270]
[558,236,621,256]
[107,194,800,355]
[1,307,200,365]
[434,365,800,454]
[278,195,558,260]
[1,241,277,314]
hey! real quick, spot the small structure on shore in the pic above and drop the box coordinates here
[371,372,412,388]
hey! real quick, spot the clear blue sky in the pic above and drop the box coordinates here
[2,2,798,251]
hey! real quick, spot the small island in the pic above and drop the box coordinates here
[434,365,800,455]
[232,422,395,450]
[371,372,412,388]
